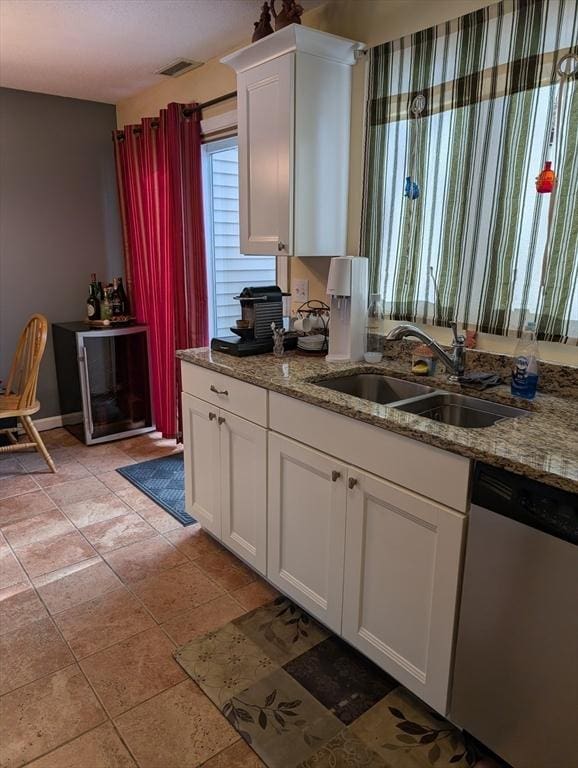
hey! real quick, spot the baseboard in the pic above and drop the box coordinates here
[16,412,83,433]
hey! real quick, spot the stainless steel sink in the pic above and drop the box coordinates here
[313,373,437,405]
[393,392,529,428]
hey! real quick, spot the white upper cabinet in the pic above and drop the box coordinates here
[222,24,363,257]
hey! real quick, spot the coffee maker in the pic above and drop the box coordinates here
[326,257,368,361]
[211,286,295,356]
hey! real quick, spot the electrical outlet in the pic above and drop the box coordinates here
[292,278,309,302]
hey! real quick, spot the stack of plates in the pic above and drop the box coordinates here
[297,334,326,352]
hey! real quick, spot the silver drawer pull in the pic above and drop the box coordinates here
[331,470,341,482]
[348,477,358,489]
[208,412,217,421]
[218,416,226,426]
[210,385,229,396]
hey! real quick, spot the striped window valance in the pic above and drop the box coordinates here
[362,0,578,343]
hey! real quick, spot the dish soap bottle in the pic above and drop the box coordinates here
[511,322,539,399]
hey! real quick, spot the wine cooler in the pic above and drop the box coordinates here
[53,322,155,445]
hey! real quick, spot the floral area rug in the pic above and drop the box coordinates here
[175,596,477,768]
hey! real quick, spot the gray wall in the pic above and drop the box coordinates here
[0,87,123,419]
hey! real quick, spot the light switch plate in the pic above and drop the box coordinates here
[292,278,309,302]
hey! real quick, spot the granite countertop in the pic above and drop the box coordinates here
[177,348,578,494]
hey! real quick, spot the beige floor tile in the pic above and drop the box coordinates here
[129,562,225,622]
[0,616,74,694]
[232,579,280,611]
[0,475,38,499]
[3,509,74,549]
[165,524,224,561]
[115,679,238,768]
[202,740,266,768]
[0,490,55,528]
[162,594,247,646]
[44,476,109,507]
[0,664,106,768]
[97,470,134,492]
[103,535,187,583]
[80,626,186,717]
[15,530,96,578]
[0,538,28,591]
[81,512,156,554]
[61,493,132,528]
[33,460,92,488]
[16,447,77,472]
[0,459,25,478]
[34,558,121,614]
[40,429,82,448]
[136,502,182,533]
[54,587,155,658]
[116,487,158,512]
[25,722,137,768]
[76,449,135,474]
[195,549,257,592]
[0,583,48,635]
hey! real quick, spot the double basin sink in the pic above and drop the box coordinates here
[313,373,528,429]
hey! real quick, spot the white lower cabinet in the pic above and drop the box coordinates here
[182,393,267,574]
[182,393,221,538]
[267,433,347,633]
[342,469,465,714]
[220,411,267,574]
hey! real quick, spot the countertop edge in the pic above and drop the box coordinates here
[177,351,578,495]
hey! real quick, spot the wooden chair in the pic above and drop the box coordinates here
[0,314,55,472]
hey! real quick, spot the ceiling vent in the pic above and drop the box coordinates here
[157,59,204,78]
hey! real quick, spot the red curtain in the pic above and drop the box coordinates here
[113,103,208,438]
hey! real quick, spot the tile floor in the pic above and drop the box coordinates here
[0,429,275,768]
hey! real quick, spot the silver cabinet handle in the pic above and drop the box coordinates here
[208,412,217,421]
[348,477,358,489]
[277,241,285,251]
[331,470,341,482]
[218,416,226,426]
[210,385,229,396]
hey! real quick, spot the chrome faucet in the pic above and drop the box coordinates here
[385,322,466,381]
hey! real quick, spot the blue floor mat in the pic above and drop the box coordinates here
[117,453,194,526]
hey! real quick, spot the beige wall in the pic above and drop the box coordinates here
[116,0,576,365]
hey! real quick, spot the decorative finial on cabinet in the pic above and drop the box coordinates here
[252,2,274,42]
[270,0,304,31]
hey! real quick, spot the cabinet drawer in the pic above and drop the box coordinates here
[181,362,268,427]
[269,392,470,512]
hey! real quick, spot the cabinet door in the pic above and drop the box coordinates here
[220,411,267,575]
[342,469,465,714]
[267,433,346,632]
[181,393,221,538]
[237,54,293,255]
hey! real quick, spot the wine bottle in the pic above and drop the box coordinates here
[101,288,112,321]
[117,278,129,315]
[111,278,122,316]
[86,284,100,320]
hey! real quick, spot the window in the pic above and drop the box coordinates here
[361,0,577,343]
[202,138,276,338]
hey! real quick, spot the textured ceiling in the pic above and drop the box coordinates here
[0,0,324,104]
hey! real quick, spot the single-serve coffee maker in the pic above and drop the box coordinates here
[326,256,368,362]
[211,285,295,356]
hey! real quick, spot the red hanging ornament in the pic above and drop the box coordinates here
[536,161,556,193]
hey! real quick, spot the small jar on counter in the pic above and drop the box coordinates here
[412,344,437,376]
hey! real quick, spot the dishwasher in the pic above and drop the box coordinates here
[451,463,578,768]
